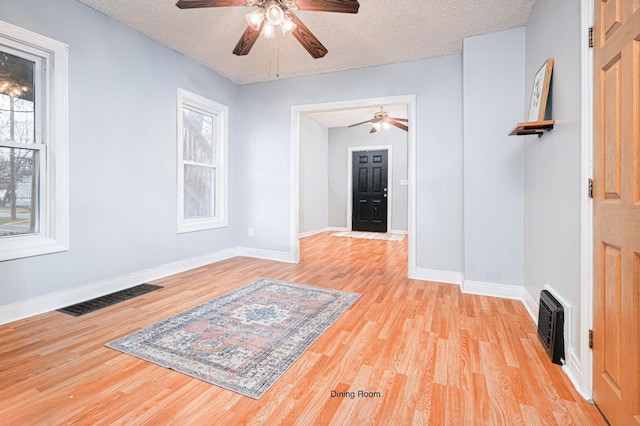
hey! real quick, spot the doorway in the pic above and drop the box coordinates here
[349,148,390,233]
[290,95,416,271]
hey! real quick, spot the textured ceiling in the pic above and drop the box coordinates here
[75,0,535,85]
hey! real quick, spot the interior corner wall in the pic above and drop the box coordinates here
[238,55,463,273]
[463,28,526,287]
[327,125,408,232]
[298,115,329,234]
[523,0,583,359]
[0,0,240,312]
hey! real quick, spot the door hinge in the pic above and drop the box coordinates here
[589,329,593,349]
[588,179,594,198]
[588,26,594,48]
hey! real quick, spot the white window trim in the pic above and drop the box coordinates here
[0,20,69,262]
[176,88,228,233]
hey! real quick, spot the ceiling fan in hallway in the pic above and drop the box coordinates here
[348,107,409,133]
[176,0,360,58]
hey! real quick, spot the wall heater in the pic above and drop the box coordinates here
[537,290,564,365]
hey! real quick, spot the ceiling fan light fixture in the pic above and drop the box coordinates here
[265,4,285,26]
[350,106,408,132]
[256,7,296,39]
[261,22,276,39]
[245,9,265,31]
[283,0,298,10]
[179,0,357,59]
[282,15,297,35]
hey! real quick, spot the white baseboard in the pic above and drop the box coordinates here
[390,229,409,235]
[298,227,347,238]
[410,270,525,301]
[461,279,524,300]
[238,247,296,263]
[327,227,347,232]
[563,351,592,401]
[0,246,298,326]
[523,287,539,323]
[411,267,463,285]
[298,229,324,238]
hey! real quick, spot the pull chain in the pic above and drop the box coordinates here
[268,37,280,78]
[276,37,280,78]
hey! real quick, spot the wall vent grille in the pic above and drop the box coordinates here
[537,290,564,365]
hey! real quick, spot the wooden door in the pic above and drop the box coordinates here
[352,150,388,232]
[592,1,640,424]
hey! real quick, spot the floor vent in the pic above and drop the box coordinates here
[57,284,162,316]
[537,290,564,365]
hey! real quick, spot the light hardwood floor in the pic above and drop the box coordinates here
[0,232,606,425]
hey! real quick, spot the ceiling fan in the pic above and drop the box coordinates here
[175,0,360,59]
[348,107,409,133]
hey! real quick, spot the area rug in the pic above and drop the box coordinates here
[106,278,360,399]
[331,231,406,241]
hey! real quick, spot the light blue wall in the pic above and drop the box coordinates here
[0,0,240,306]
[463,28,526,286]
[299,115,328,234]
[238,56,464,272]
[524,0,583,356]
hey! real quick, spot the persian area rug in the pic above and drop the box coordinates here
[331,231,405,241]
[106,278,360,399]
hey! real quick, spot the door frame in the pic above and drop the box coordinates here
[347,145,393,232]
[578,0,594,400]
[289,94,416,270]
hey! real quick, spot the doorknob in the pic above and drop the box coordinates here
[383,188,388,192]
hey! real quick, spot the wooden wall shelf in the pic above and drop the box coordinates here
[509,120,555,137]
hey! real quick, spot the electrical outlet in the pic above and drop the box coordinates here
[248,228,254,237]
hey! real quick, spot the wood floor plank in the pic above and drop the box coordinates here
[0,232,606,424]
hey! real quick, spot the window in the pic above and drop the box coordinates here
[177,88,228,233]
[0,20,68,261]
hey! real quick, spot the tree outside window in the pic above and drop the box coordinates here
[0,51,38,237]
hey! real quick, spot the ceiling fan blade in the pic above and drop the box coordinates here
[370,126,378,134]
[232,22,264,56]
[348,119,373,128]
[387,118,409,132]
[176,0,247,9]
[294,0,360,13]
[289,13,328,58]
[388,117,409,122]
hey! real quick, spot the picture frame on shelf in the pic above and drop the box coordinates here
[527,58,554,122]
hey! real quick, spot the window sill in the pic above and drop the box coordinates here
[0,234,68,262]
[177,218,228,234]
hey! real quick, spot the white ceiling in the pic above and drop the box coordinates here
[75,0,536,85]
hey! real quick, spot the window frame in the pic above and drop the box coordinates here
[0,20,69,262]
[176,88,228,233]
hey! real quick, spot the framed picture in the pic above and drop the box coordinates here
[527,58,554,122]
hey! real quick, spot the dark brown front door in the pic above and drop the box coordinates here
[352,150,388,233]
